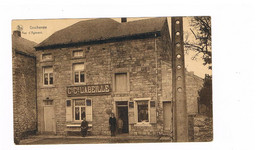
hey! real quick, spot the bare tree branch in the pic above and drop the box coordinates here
[184,16,212,69]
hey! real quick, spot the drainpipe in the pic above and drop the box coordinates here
[154,33,158,134]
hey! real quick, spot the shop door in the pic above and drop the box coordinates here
[43,104,56,134]
[163,102,172,131]
[116,101,129,133]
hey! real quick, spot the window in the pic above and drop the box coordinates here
[43,67,53,85]
[74,99,92,121]
[72,50,84,57]
[43,100,53,105]
[74,100,85,121]
[73,63,85,83]
[137,101,149,123]
[115,73,127,92]
[42,53,53,61]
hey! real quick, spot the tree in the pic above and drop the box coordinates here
[198,74,212,116]
[184,16,212,69]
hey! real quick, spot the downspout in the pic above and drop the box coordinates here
[154,33,158,132]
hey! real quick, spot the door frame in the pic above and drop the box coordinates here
[114,100,129,134]
[43,101,56,134]
[163,101,172,131]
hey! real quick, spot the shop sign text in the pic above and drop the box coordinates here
[67,84,111,97]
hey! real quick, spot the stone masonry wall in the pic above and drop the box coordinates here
[36,43,113,135]
[185,71,203,115]
[36,36,166,136]
[107,37,161,136]
[193,115,213,142]
[13,51,37,144]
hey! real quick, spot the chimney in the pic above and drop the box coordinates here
[121,18,127,23]
[13,30,21,37]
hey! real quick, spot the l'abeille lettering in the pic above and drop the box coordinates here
[67,84,110,96]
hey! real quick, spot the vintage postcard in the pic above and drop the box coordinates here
[12,16,212,144]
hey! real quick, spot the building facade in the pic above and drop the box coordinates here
[21,18,203,137]
[12,31,37,144]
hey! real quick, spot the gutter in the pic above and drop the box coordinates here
[35,31,162,50]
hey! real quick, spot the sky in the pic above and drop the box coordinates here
[12,17,211,78]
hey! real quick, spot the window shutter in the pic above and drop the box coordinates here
[115,73,127,92]
[128,102,135,124]
[150,101,157,123]
[86,99,92,122]
[66,100,72,122]
[134,102,138,123]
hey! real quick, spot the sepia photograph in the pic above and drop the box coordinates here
[11,16,212,145]
[11,16,212,144]
[1,0,259,149]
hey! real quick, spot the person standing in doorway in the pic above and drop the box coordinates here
[109,113,117,137]
[118,117,123,134]
[81,118,88,137]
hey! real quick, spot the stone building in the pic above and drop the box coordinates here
[13,18,203,139]
[12,31,37,144]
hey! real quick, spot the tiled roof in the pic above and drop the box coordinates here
[36,17,167,49]
[12,34,37,56]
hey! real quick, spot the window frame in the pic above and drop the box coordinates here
[73,99,92,122]
[41,53,53,62]
[134,98,151,125]
[71,49,85,59]
[73,99,86,122]
[72,63,85,84]
[43,66,54,86]
[113,72,130,93]
[43,99,53,106]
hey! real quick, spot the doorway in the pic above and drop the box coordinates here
[163,101,172,131]
[43,100,56,134]
[116,101,129,133]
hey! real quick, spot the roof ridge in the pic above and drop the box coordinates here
[36,17,167,49]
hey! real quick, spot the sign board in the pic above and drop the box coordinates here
[67,84,111,97]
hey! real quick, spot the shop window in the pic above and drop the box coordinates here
[43,66,53,86]
[74,99,92,121]
[137,101,149,123]
[73,63,85,84]
[42,53,53,61]
[72,50,84,58]
[115,73,127,92]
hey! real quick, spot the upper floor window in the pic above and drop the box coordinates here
[73,63,85,84]
[43,67,53,86]
[42,53,53,61]
[72,50,84,58]
[115,73,127,92]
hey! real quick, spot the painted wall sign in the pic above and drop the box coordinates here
[67,84,111,97]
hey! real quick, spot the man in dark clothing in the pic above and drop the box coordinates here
[81,118,88,137]
[109,113,117,137]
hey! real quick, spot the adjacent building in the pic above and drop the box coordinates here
[12,31,37,144]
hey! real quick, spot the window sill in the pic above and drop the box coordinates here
[113,91,130,95]
[134,122,151,127]
[40,60,54,63]
[41,85,56,89]
[71,57,85,60]
[66,123,93,128]
[73,83,86,85]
